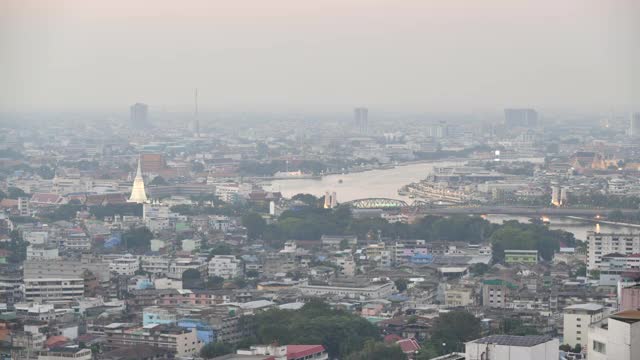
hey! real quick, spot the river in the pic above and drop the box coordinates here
[484,215,640,241]
[266,160,640,240]
[266,161,464,202]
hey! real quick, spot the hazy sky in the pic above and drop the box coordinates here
[1,0,638,113]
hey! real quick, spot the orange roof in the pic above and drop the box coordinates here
[611,310,640,323]
[46,335,69,348]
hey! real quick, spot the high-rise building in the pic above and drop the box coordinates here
[630,112,640,137]
[130,103,149,127]
[354,107,368,133]
[128,157,148,203]
[587,232,640,270]
[504,108,538,128]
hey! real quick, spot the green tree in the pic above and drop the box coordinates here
[345,341,405,360]
[0,230,28,263]
[242,213,267,240]
[205,276,225,290]
[252,300,380,358]
[182,269,202,289]
[246,270,259,278]
[415,344,440,359]
[291,193,320,207]
[427,311,481,355]
[7,187,28,199]
[200,342,233,358]
[122,226,153,253]
[209,243,233,256]
[470,263,490,276]
[37,165,55,179]
[191,161,205,173]
[149,176,168,186]
[394,278,408,292]
[44,204,82,221]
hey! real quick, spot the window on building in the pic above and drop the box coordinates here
[593,340,606,354]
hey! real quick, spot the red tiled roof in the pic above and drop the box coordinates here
[0,199,18,208]
[286,345,326,360]
[46,335,69,348]
[384,334,403,344]
[396,338,421,354]
[30,193,62,204]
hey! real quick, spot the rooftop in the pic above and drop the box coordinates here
[471,335,553,347]
[610,310,640,324]
[564,303,604,312]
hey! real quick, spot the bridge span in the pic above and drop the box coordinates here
[412,206,637,217]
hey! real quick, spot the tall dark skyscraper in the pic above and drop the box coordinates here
[504,108,538,128]
[354,107,369,134]
[130,103,148,128]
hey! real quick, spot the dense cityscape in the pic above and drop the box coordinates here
[2,1,639,360]
[0,106,639,360]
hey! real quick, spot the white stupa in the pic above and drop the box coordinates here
[128,157,148,203]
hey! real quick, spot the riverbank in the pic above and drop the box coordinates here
[566,216,640,229]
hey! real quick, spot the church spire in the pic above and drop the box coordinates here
[128,156,148,203]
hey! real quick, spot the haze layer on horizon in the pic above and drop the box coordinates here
[1,0,638,114]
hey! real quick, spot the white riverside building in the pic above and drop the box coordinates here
[587,231,640,271]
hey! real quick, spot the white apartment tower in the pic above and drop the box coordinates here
[587,232,640,270]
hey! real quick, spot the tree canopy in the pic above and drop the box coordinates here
[251,300,380,358]
[489,220,572,262]
[122,226,153,253]
[200,342,233,358]
[242,212,267,240]
[425,310,482,355]
[345,341,406,360]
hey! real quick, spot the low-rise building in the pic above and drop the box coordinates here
[445,285,474,307]
[105,323,203,357]
[110,254,140,276]
[504,250,538,265]
[208,256,242,280]
[38,348,92,360]
[298,280,394,300]
[465,335,559,360]
[620,284,640,311]
[563,303,606,349]
[26,245,59,260]
[482,279,518,308]
[588,310,640,360]
[233,344,328,360]
[24,277,84,301]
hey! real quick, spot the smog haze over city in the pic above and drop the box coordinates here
[1,1,640,360]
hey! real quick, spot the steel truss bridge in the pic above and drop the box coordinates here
[345,198,638,218]
[346,198,408,209]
